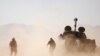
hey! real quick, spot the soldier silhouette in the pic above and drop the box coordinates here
[9,37,17,56]
[47,38,56,56]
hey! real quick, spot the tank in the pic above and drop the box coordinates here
[60,18,97,53]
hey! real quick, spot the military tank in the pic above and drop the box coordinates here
[60,18,97,53]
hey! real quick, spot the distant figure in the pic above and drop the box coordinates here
[47,38,56,56]
[9,38,17,56]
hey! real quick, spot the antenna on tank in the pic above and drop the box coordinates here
[74,18,78,31]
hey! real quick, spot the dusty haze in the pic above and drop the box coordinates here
[0,23,100,56]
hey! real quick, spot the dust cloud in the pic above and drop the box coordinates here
[0,24,100,56]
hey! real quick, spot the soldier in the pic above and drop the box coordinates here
[47,38,56,56]
[9,38,17,56]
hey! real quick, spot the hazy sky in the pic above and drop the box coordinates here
[0,0,100,26]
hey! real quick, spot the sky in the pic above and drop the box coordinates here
[0,0,100,27]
